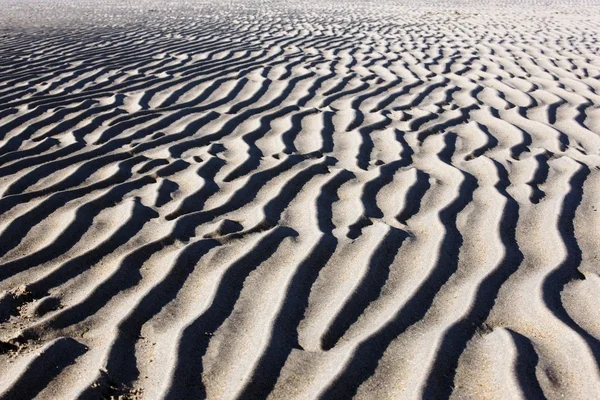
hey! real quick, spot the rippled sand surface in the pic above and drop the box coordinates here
[1,0,599,398]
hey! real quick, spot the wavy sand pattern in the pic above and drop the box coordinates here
[1,0,600,398]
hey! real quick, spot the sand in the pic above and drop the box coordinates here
[0,0,599,398]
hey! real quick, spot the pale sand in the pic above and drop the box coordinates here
[0,0,599,398]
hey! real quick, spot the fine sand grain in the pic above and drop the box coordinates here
[0,0,600,398]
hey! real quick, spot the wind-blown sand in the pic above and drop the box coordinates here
[0,0,599,398]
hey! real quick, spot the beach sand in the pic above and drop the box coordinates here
[0,0,599,398]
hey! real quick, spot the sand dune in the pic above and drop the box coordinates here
[1,0,600,398]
